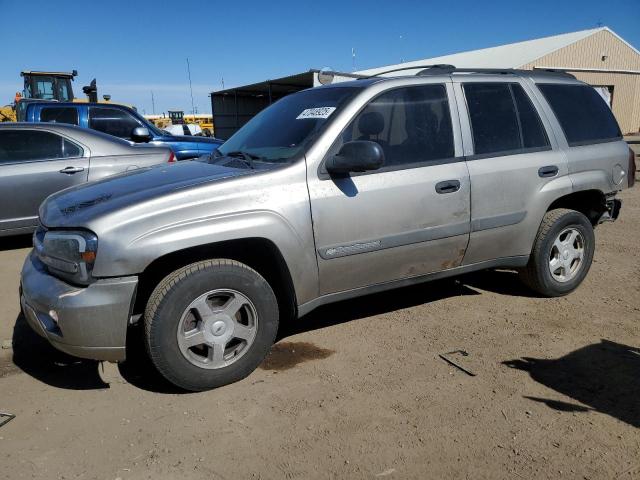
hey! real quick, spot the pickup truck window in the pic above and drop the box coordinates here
[464,83,549,156]
[41,107,79,126]
[217,87,357,162]
[341,84,454,169]
[538,84,622,146]
[0,130,83,163]
[89,107,143,140]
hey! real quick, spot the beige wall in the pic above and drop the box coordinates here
[520,29,640,134]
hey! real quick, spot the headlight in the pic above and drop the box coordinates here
[34,228,98,285]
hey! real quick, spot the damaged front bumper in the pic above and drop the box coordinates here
[20,251,137,362]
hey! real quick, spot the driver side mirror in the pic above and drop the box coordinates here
[325,140,384,174]
[131,127,152,143]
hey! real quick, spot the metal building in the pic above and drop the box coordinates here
[357,27,640,134]
[211,27,640,138]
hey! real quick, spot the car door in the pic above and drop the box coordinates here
[39,105,80,126]
[0,128,89,233]
[88,106,143,140]
[453,78,571,265]
[307,82,471,295]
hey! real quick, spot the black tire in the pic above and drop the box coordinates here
[519,208,595,297]
[144,259,279,391]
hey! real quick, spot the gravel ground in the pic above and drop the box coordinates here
[0,187,638,480]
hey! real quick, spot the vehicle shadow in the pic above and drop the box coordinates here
[280,277,480,339]
[11,314,109,390]
[10,270,539,393]
[503,339,640,428]
[0,234,32,252]
[117,278,481,393]
[459,269,543,298]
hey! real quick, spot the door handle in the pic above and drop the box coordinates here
[435,180,461,194]
[538,165,559,178]
[59,166,84,174]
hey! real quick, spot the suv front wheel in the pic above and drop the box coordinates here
[144,259,279,391]
[519,208,595,297]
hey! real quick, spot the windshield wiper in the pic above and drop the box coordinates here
[222,150,264,169]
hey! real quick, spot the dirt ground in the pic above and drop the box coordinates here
[0,187,638,480]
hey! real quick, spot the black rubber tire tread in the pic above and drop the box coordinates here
[144,259,278,391]
[519,208,595,297]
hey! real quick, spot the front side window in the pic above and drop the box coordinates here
[339,84,454,169]
[217,86,358,162]
[538,84,621,146]
[34,78,56,100]
[89,107,142,139]
[41,107,79,125]
[0,130,83,163]
[464,83,550,156]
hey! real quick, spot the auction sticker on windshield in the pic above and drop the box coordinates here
[296,107,336,120]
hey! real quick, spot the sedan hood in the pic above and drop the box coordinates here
[40,161,251,228]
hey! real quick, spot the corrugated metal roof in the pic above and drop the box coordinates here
[357,28,606,76]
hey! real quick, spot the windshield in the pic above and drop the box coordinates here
[217,87,358,162]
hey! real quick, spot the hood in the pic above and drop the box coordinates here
[156,134,222,145]
[40,161,251,228]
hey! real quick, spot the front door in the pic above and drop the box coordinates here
[307,82,471,295]
[0,128,89,233]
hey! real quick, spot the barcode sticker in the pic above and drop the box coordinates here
[296,107,336,120]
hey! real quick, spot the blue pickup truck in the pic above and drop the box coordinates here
[24,102,222,160]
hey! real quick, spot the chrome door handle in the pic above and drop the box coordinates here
[435,180,461,194]
[59,166,84,174]
[538,165,559,178]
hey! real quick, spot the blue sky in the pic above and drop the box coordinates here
[1,0,638,114]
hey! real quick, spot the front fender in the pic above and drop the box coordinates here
[93,209,318,307]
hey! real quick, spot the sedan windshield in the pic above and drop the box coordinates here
[216,87,358,163]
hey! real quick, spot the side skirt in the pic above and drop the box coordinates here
[296,255,529,318]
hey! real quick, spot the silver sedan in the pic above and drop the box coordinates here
[0,122,174,236]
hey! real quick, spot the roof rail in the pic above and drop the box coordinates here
[363,64,576,80]
[365,64,456,78]
[416,66,575,79]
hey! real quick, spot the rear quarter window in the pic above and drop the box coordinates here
[538,84,622,146]
[40,107,79,125]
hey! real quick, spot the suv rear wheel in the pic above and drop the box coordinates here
[144,259,279,391]
[519,208,595,297]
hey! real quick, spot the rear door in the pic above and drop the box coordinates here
[307,82,471,295]
[0,129,89,232]
[39,105,80,126]
[453,78,571,265]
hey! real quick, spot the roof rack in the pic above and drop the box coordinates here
[364,64,575,79]
[416,66,575,78]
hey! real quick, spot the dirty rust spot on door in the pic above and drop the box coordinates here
[260,341,334,371]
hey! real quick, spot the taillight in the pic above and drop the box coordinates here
[629,147,636,188]
[168,151,176,163]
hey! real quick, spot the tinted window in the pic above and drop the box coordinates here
[464,83,550,155]
[512,85,549,149]
[464,83,520,155]
[40,107,79,125]
[89,107,142,139]
[341,85,454,168]
[0,130,83,163]
[538,84,621,146]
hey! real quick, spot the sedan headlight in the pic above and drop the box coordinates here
[34,228,98,285]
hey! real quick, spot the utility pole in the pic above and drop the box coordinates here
[352,48,356,71]
[150,90,156,115]
[186,58,196,118]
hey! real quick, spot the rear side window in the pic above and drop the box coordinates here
[89,107,142,139]
[538,84,621,146]
[341,84,454,169]
[0,130,83,163]
[40,107,79,125]
[463,83,550,156]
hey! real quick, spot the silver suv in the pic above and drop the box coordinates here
[20,67,636,391]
